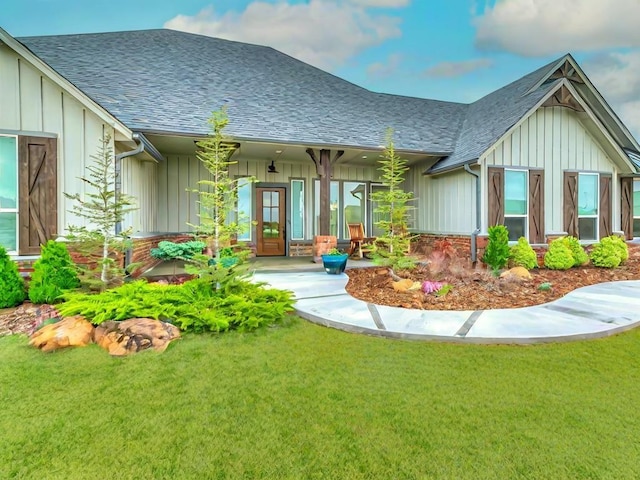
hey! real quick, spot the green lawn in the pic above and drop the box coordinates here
[2,318,640,479]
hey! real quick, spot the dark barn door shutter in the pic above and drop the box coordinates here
[19,136,58,255]
[528,169,544,243]
[487,167,504,227]
[599,174,612,238]
[621,177,633,240]
[563,171,578,237]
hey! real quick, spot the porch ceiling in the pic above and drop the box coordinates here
[144,133,438,167]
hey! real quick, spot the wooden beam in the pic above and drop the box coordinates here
[319,149,331,235]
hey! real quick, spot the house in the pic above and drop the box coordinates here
[1,27,639,268]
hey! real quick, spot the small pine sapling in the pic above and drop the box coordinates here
[369,128,416,270]
[29,240,80,304]
[0,245,26,308]
[482,225,510,273]
[64,134,137,291]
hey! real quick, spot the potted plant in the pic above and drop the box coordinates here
[321,248,349,274]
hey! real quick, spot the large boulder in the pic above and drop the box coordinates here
[93,318,180,356]
[28,315,94,352]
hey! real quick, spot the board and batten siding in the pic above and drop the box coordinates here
[120,156,158,233]
[0,44,125,235]
[481,106,619,234]
[156,154,378,237]
[408,164,477,235]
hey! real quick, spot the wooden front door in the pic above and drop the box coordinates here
[256,187,286,256]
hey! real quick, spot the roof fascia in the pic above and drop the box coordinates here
[0,28,132,139]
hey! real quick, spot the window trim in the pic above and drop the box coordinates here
[314,179,370,239]
[577,172,599,241]
[504,168,528,242]
[290,178,305,240]
[0,134,19,254]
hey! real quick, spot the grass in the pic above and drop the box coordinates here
[2,317,640,479]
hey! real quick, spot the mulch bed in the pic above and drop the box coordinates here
[345,245,640,311]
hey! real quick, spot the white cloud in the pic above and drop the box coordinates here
[423,58,493,78]
[164,1,405,70]
[366,53,403,77]
[474,0,640,56]
[348,0,410,6]
[584,52,640,140]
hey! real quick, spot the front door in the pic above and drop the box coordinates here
[256,187,286,256]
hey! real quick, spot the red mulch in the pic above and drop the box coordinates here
[345,244,640,310]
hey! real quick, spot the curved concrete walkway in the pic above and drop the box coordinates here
[253,271,640,344]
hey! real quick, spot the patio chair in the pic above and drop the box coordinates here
[347,223,375,258]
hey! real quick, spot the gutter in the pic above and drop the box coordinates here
[114,133,145,236]
[463,163,481,263]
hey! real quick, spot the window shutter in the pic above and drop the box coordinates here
[487,167,504,227]
[18,136,58,255]
[563,171,578,237]
[528,169,544,244]
[599,174,612,238]
[621,177,633,240]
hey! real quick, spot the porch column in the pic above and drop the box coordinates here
[305,148,344,235]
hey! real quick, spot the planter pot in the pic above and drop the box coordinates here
[321,253,348,274]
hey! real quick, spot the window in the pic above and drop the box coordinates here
[504,169,527,242]
[0,136,18,253]
[236,177,252,241]
[634,179,640,237]
[291,179,304,240]
[314,180,368,239]
[578,173,598,241]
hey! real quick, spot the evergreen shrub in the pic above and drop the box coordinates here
[29,240,80,304]
[509,237,537,270]
[482,225,510,272]
[590,236,627,268]
[562,236,588,267]
[544,238,574,270]
[0,246,26,308]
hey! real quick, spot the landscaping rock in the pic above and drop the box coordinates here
[28,315,94,352]
[500,267,532,281]
[93,318,180,356]
[392,278,415,292]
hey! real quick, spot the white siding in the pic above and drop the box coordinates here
[0,44,124,235]
[157,155,378,238]
[409,165,477,235]
[482,106,619,233]
[121,157,158,233]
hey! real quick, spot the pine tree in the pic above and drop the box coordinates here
[64,133,137,290]
[189,108,255,263]
[370,128,415,269]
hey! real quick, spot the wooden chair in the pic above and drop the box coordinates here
[347,223,375,258]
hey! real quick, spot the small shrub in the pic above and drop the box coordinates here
[435,284,453,297]
[29,240,80,304]
[150,240,207,260]
[590,236,625,268]
[482,225,510,272]
[0,245,26,308]
[538,282,552,292]
[509,237,537,270]
[562,236,588,267]
[606,235,628,263]
[422,280,444,294]
[544,238,574,270]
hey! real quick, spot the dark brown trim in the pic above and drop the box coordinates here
[621,177,633,240]
[528,169,545,243]
[563,171,578,237]
[599,174,612,238]
[487,167,504,227]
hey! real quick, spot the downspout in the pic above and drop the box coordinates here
[115,133,145,268]
[463,163,481,263]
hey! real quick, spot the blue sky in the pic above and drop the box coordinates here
[4,0,640,138]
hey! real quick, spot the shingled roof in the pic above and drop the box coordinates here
[17,29,573,171]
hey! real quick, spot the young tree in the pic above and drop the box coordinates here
[370,128,415,269]
[65,133,137,290]
[189,107,255,265]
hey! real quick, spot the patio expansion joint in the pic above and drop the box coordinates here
[367,303,387,330]
[454,310,483,337]
[540,304,632,324]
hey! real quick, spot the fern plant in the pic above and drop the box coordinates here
[29,240,80,304]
